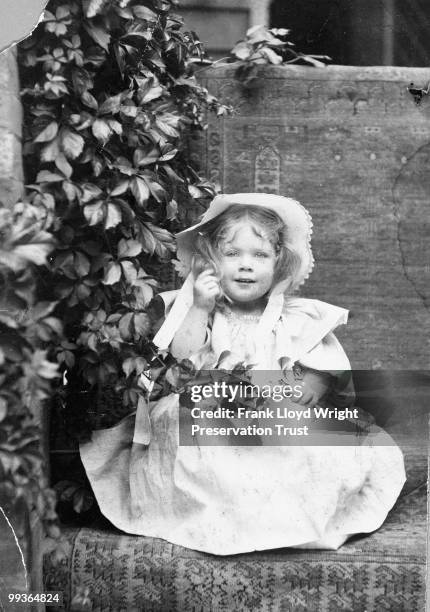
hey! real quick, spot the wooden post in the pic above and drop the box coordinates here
[0,47,45,611]
[382,0,395,65]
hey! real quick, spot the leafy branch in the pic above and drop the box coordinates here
[228,25,331,87]
[10,0,230,543]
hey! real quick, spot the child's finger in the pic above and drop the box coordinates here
[205,278,220,288]
[308,396,318,409]
[207,284,221,296]
[197,268,216,280]
[197,277,219,289]
[291,387,305,403]
[201,275,219,285]
[201,280,221,293]
[296,391,312,406]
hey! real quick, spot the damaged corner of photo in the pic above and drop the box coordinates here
[0,0,48,55]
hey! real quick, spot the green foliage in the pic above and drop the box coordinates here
[5,0,230,530]
[229,25,331,87]
[18,0,229,438]
[0,202,63,551]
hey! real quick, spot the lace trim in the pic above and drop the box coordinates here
[222,307,262,322]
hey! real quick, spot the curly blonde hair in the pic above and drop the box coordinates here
[191,204,302,298]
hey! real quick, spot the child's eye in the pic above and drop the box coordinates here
[224,250,238,257]
[255,251,269,258]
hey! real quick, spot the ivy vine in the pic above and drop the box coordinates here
[2,0,229,551]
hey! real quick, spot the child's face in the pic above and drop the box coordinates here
[218,223,277,305]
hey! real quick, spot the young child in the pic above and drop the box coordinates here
[80,193,406,555]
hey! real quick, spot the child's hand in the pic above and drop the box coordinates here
[193,269,221,313]
[291,387,320,409]
[291,369,331,409]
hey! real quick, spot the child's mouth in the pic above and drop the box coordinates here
[235,279,255,284]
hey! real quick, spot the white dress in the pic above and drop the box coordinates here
[80,297,406,555]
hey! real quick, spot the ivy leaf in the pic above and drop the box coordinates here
[83,0,109,18]
[122,357,135,377]
[155,117,179,138]
[36,170,64,183]
[134,281,154,306]
[119,313,133,339]
[61,129,85,159]
[133,147,159,167]
[0,397,7,422]
[74,252,90,277]
[163,163,184,184]
[44,74,69,96]
[132,5,158,20]
[147,51,166,72]
[92,157,104,177]
[146,223,174,256]
[231,41,251,61]
[52,250,75,278]
[34,121,58,143]
[148,180,165,202]
[116,199,135,224]
[110,181,129,196]
[120,260,137,282]
[42,317,63,335]
[31,301,58,320]
[118,238,142,259]
[134,357,148,375]
[62,181,80,202]
[166,199,178,220]
[107,119,122,135]
[84,24,111,51]
[133,313,151,337]
[92,119,111,144]
[104,202,122,229]
[55,153,73,178]
[56,6,71,20]
[0,312,18,329]
[120,102,137,118]
[83,201,104,225]
[81,183,103,203]
[159,148,178,162]
[139,224,157,255]
[13,243,52,266]
[26,349,59,380]
[99,94,122,115]
[188,184,203,199]
[131,177,150,205]
[72,69,94,95]
[260,47,283,65]
[103,262,121,285]
[81,90,98,110]
[113,43,126,75]
[140,83,163,104]
[41,138,60,162]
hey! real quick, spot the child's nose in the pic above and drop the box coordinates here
[238,255,253,269]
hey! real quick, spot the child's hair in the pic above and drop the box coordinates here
[191,204,301,299]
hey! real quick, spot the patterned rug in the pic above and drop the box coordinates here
[44,484,426,612]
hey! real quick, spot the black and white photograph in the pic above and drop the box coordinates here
[0,1,429,610]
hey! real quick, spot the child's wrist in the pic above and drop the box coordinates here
[191,293,215,312]
[190,303,213,317]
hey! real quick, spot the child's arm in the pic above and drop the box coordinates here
[291,367,332,409]
[170,269,220,361]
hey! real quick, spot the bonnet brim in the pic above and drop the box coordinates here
[176,193,314,293]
